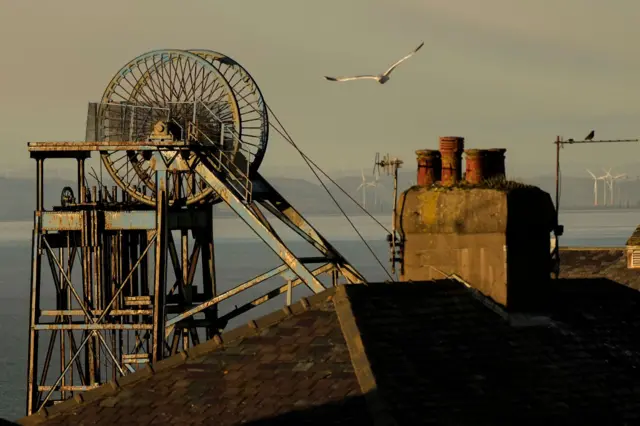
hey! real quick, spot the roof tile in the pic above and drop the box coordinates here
[559,248,640,290]
[343,279,640,425]
[21,295,371,426]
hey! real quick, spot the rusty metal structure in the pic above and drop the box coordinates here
[26,49,366,416]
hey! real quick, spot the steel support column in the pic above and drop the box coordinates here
[152,167,168,362]
[26,158,44,415]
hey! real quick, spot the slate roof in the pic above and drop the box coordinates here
[559,247,640,290]
[18,290,371,426]
[627,226,640,246]
[17,276,640,426]
[347,280,640,425]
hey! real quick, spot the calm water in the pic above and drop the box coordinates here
[0,210,637,420]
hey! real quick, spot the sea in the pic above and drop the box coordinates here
[0,209,637,421]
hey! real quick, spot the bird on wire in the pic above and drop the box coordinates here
[324,41,424,85]
[585,130,595,141]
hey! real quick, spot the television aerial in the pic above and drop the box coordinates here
[373,152,404,275]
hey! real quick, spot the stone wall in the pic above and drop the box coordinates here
[396,185,557,311]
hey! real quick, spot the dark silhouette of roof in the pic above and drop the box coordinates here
[17,276,640,426]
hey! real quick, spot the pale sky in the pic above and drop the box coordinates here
[0,0,638,179]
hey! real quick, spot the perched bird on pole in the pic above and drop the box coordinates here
[585,130,595,141]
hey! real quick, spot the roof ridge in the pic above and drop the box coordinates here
[447,275,552,327]
[17,287,339,426]
[334,284,398,426]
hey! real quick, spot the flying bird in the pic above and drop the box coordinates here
[585,130,595,141]
[324,41,424,85]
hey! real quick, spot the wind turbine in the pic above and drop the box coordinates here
[357,168,368,208]
[601,169,613,206]
[586,169,599,206]
[611,173,627,206]
[601,169,626,206]
[366,176,379,208]
[366,174,387,211]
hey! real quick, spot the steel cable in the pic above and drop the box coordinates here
[264,103,393,281]
[227,88,393,280]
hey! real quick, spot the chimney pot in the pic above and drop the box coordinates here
[439,136,465,186]
[464,149,487,184]
[485,148,507,180]
[415,149,441,186]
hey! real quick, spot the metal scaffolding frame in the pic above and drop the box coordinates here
[26,137,366,415]
[25,49,368,416]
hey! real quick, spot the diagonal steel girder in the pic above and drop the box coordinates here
[192,152,326,294]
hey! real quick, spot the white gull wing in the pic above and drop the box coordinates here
[381,41,424,77]
[324,75,380,82]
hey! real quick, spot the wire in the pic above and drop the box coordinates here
[263,103,393,281]
[233,91,390,233]
[228,88,393,280]
[273,127,389,232]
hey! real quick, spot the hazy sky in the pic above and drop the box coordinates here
[0,0,639,180]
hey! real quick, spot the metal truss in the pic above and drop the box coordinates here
[25,140,366,415]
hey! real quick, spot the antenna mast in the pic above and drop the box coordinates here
[374,152,404,275]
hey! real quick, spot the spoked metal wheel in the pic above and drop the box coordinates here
[97,49,243,206]
[188,50,269,174]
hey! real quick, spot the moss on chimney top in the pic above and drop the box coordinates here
[407,176,533,193]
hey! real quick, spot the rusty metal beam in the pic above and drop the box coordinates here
[165,263,290,333]
[194,153,326,294]
[218,263,335,325]
[34,324,153,330]
[38,385,98,392]
[254,173,366,284]
[40,210,209,231]
[152,168,168,362]
[28,141,188,152]
[41,309,152,316]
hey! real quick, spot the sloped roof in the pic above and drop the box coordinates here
[18,277,640,426]
[347,279,640,425]
[627,226,640,246]
[559,248,640,290]
[18,289,372,426]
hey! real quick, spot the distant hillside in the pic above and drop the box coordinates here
[0,174,386,221]
[518,175,640,208]
[2,170,637,221]
[0,176,76,221]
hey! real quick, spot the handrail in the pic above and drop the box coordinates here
[188,123,252,203]
[92,100,255,203]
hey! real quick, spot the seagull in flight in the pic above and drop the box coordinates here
[324,41,424,85]
[585,130,595,141]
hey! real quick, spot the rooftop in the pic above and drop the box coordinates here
[559,247,640,290]
[16,272,640,426]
